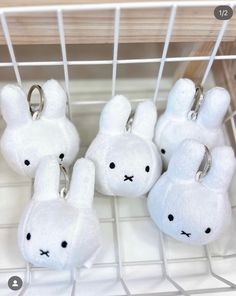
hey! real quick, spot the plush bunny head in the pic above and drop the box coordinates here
[18,157,101,270]
[148,139,235,245]
[86,95,162,198]
[155,78,230,168]
[0,80,79,177]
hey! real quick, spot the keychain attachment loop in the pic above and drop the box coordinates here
[126,110,135,131]
[60,165,69,199]
[188,85,204,121]
[27,85,44,120]
[195,145,212,182]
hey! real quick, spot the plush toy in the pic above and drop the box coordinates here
[18,156,101,270]
[0,79,79,177]
[86,95,162,198]
[148,139,235,245]
[155,78,230,168]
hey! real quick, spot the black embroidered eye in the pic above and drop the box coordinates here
[161,149,166,154]
[26,233,31,240]
[205,228,211,234]
[145,166,150,172]
[24,160,30,166]
[61,241,68,248]
[109,162,115,169]
[168,214,174,221]
[59,153,64,160]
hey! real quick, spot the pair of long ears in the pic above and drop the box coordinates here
[99,95,157,140]
[167,139,235,192]
[33,157,95,209]
[0,79,67,128]
[166,78,230,129]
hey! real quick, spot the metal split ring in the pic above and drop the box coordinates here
[27,84,45,120]
[188,85,204,121]
[195,145,212,182]
[126,110,135,131]
[60,165,69,199]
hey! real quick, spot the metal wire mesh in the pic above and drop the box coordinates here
[0,1,236,295]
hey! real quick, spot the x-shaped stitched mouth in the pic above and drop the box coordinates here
[181,230,191,237]
[124,175,134,182]
[40,249,50,257]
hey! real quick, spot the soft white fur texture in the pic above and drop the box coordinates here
[148,139,235,245]
[18,157,101,270]
[86,95,162,198]
[0,80,79,177]
[155,78,230,168]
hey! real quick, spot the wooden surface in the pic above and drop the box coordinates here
[0,0,213,7]
[173,42,214,84]
[0,4,235,45]
[213,43,236,111]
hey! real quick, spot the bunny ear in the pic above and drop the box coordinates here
[202,146,235,192]
[131,100,157,140]
[165,78,196,118]
[0,84,31,127]
[67,158,95,209]
[168,139,206,181]
[33,156,60,201]
[99,95,131,135]
[197,87,230,129]
[41,79,67,119]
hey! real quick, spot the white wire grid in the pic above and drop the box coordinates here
[0,1,236,295]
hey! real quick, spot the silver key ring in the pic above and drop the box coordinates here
[27,84,45,120]
[60,165,69,199]
[195,145,212,182]
[188,85,204,121]
[126,110,135,131]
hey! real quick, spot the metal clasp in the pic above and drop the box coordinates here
[60,165,69,198]
[126,111,135,131]
[188,85,204,121]
[27,84,44,120]
[195,145,212,182]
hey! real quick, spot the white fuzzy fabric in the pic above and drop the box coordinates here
[18,157,101,270]
[155,78,230,168]
[148,139,235,245]
[0,79,79,177]
[86,95,162,198]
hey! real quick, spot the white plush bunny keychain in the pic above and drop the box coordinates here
[18,156,101,269]
[148,139,235,245]
[0,80,79,177]
[86,95,162,198]
[155,78,230,168]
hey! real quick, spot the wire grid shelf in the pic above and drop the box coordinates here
[0,1,236,296]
